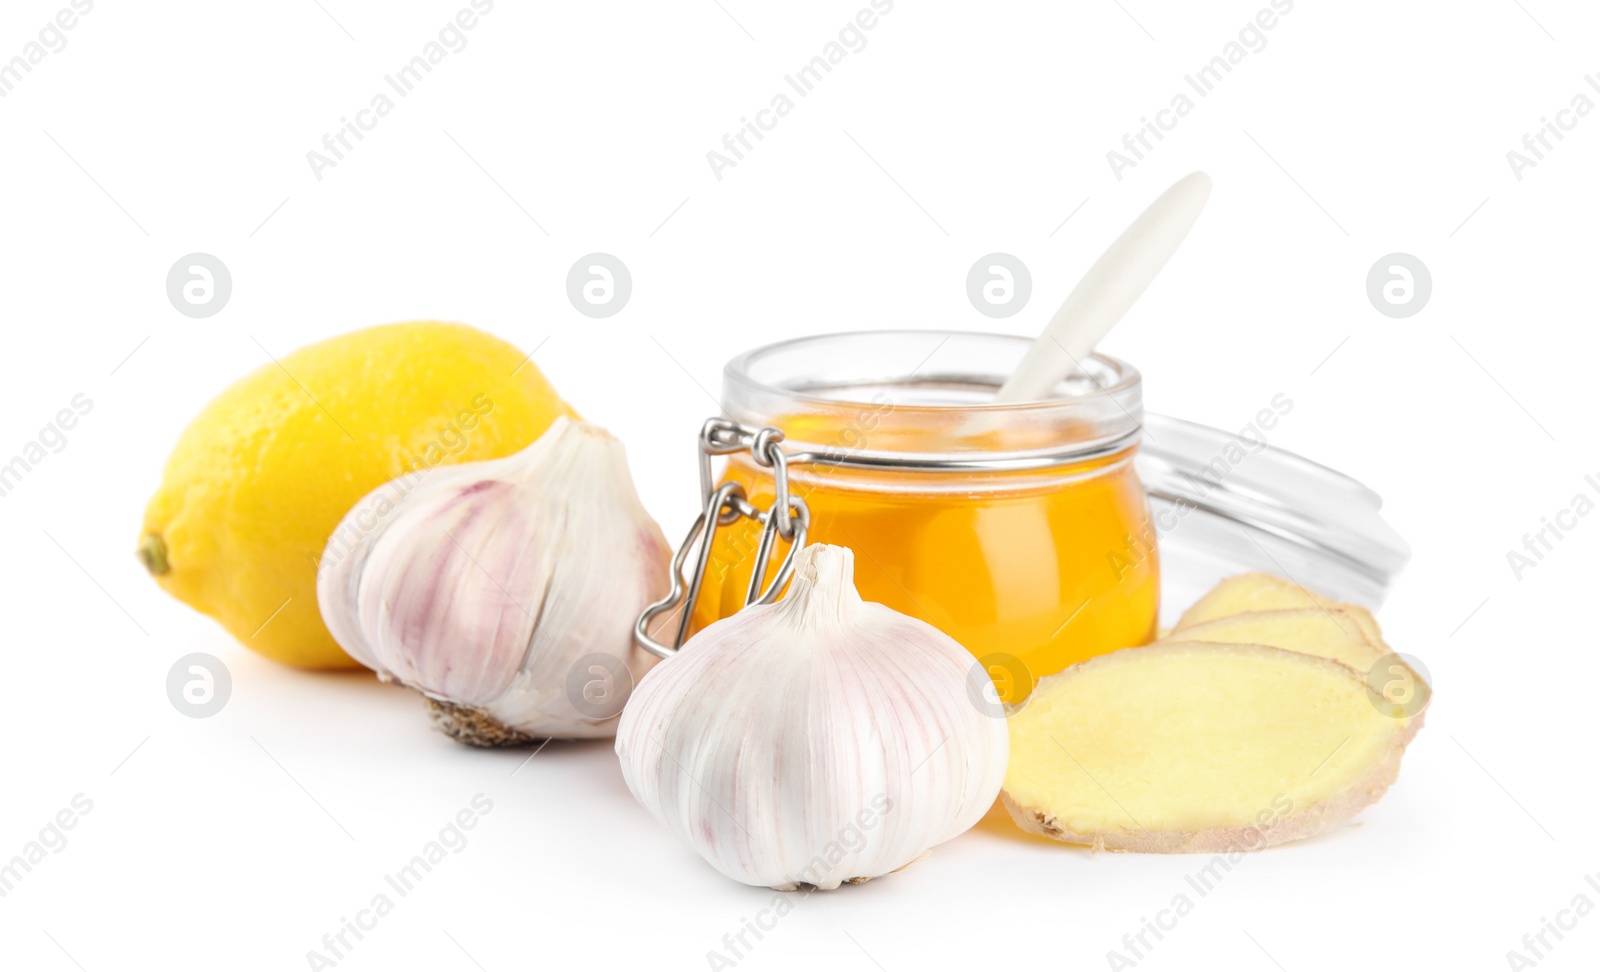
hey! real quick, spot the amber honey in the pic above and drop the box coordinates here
[685,331,1161,702]
[691,449,1157,702]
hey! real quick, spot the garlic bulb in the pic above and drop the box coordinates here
[317,417,671,745]
[616,544,1008,890]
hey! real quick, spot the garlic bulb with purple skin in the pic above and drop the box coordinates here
[317,417,672,746]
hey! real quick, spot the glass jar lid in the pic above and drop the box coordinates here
[1137,412,1411,618]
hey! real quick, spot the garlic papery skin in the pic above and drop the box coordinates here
[317,417,672,745]
[615,544,1009,890]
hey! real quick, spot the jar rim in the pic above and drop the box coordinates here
[724,329,1142,412]
[720,329,1144,468]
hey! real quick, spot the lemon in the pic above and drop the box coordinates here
[138,322,573,669]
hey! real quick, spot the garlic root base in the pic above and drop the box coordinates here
[424,697,538,748]
[772,850,931,891]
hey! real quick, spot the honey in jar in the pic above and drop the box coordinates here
[683,331,1159,703]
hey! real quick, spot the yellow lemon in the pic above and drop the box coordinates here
[138,321,573,669]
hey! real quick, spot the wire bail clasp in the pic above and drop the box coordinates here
[634,419,810,659]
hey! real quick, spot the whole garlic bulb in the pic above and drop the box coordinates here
[317,417,671,745]
[616,544,1008,890]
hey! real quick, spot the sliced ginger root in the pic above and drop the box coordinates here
[1002,642,1413,853]
[1164,607,1384,672]
[1169,575,1426,726]
[1172,571,1385,647]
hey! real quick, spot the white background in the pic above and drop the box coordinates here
[1,0,1596,969]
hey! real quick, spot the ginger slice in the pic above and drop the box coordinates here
[1173,572,1385,646]
[1002,642,1414,853]
[1162,607,1384,672]
[1163,608,1423,738]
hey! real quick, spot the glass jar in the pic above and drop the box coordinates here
[687,330,1157,702]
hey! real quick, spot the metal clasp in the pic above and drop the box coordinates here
[634,419,810,659]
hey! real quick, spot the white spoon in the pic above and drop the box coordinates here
[995,171,1213,403]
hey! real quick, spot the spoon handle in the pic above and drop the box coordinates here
[995,171,1213,403]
